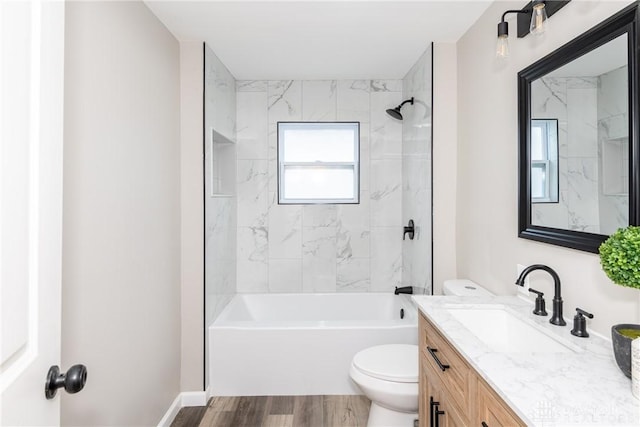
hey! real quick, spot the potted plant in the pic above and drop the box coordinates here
[599,225,640,378]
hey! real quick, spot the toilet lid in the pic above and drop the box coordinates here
[352,344,418,383]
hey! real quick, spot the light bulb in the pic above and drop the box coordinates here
[496,34,509,58]
[530,2,548,35]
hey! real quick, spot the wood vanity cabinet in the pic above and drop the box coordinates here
[419,312,526,427]
[421,358,469,427]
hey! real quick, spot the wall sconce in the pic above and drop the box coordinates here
[529,0,548,35]
[496,0,571,58]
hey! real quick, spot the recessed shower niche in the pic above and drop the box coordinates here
[209,128,235,197]
[602,136,629,197]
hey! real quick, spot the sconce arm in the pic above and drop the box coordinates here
[501,9,531,23]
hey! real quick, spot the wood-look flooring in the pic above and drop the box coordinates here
[171,395,370,427]
[171,405,208,427]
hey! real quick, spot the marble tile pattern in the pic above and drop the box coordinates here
[205,46,236,142]
[531,77,601,232]
[413,295,640,426]
[204,45,237,326]
[401,47,433,294]
[235,78,406,293]
[533,69,630,235]
[597,66,629,235]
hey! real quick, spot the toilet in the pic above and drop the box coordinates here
[349,279,493,427]
[442,279,494,298]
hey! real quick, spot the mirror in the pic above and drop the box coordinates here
[518,3,639,253]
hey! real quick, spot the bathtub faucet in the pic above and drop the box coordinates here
[394,286,413,295]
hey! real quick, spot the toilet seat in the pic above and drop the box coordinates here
[352,344,418,383]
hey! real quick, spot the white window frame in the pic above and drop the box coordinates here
[278,122,360,205]
[531,119,559,203]
[531,159,551,200]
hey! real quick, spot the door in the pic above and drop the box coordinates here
[0,0,65,425]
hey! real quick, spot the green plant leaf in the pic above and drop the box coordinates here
[599,226,640,289]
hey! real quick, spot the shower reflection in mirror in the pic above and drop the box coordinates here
[529,34,629,235]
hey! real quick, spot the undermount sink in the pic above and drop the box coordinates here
[445,306,576,353]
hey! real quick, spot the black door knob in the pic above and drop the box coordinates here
[45,364,87,399]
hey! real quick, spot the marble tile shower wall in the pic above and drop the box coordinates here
[531,77,600,232]
[204,45,237,325]
[401,47,432,294]
[597,66,628,234]
[532,70,629,234]
[235,79,403,293]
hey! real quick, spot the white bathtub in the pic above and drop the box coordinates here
[209,293,418,396]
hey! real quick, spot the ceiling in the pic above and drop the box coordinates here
[145,1,493,80]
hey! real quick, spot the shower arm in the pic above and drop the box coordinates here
[399,97,414,108]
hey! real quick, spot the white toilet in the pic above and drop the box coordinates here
[349,280,493,427]
[442,279,493,298]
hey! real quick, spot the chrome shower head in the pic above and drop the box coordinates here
[385,97,414,120]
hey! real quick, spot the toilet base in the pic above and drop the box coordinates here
[367,402,418,427]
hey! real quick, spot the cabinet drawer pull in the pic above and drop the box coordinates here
[427,346,450,371]
[429,397,439,427]
[435,408,445,427]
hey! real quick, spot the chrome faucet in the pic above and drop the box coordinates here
[515,264,566,326]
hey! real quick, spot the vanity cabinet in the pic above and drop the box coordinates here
[476,380,523,427]
[421,358,469,427]
[419,312,525,427]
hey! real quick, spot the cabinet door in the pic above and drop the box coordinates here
[422,361,468,427]
[420,313,472,415]
[419,358,430,427]
[477,380,526,427]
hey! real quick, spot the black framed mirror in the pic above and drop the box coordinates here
[518,2,640,253]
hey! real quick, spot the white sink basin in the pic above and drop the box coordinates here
[445,306,576,353]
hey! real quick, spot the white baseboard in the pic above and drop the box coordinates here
[157,395,182,427]
[182,391,207,407]
[157,391,208,427]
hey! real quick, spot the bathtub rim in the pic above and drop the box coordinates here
[210,292,418,329]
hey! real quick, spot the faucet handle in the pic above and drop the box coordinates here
[576,308,594,319]
[571,307,593,338]
[528,288,543,297]
[528,288,548,316]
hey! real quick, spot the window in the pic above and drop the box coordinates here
[531,119,559,203]
[278,122,360,204]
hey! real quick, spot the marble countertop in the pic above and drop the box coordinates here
[412,295,640,426]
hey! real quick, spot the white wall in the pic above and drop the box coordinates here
[62,2,181,425]
[455,0,638,336]
[180,41,205,392]
[235,80,403,293]
[432,43,458,294]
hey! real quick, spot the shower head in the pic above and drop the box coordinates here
[386,106,403,120]
[386,97,414,120]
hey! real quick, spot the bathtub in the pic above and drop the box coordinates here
[209,293,418,396]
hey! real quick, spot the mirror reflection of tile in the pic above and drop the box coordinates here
[530,34,629,235]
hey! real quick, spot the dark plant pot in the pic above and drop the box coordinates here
[611,324,640,379]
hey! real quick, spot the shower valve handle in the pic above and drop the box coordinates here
[403,220,415,240]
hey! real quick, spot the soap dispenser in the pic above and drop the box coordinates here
[570,308,594,338]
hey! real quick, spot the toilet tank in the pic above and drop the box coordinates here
[442,279,493,297]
